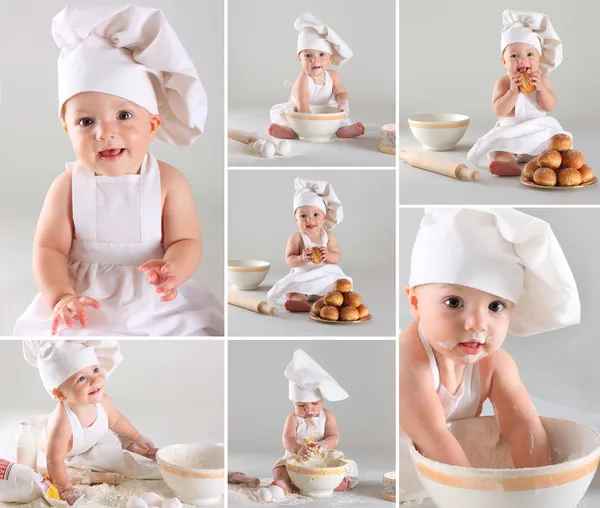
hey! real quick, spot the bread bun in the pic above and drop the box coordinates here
[533,168,557,187]
[311,299,325,317]
[323,291,343,307]
[521,160,538,181]
[549,134,572,152]
[310,247,322,264]
[519,73,535,94]
[537,149,562,169]
[560,149,584,170]
[356,304,370,319]
[557,168,583,187]
[339,306,359,322]
[333,279,352,293]
[320,305,339,321]
[343,291,362,308]
[579,164,595,184]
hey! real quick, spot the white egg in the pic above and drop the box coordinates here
[268,485,285,501]
[276,140,291,156]
[141,493,163,507]
[252,139,266,153]
[126,497,148,508]
[264,135,279,147]
[161,499,182,508]
[260,142,276,159]
[256,487,273,503]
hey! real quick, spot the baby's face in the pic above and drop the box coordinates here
[295,206,326,233]
[54,365,105,405]
[406,283,514,364]
[62,92,161,177]
[502,43,541,75]
[294,399,323,418]
[298,50,333,78]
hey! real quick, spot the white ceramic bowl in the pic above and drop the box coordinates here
[286,105,345,143]
[227,260,270,290]
[408,113,470,151]
[286,458,348,497]
[156,444,224,505]
[409,416,600,508]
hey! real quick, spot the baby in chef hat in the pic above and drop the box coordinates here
[399,208,580,504]
[24,340,157,505]
[13,4,223,337]
[267,178,351,311]
[270,349,359,495]
[468,10,570,176]
[269,12,365,140]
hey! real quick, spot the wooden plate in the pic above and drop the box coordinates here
[309,314,372,324]
[520,176,598,189]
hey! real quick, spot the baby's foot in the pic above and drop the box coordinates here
[334,478,352,491]
[285,300,311,312]
[307,294,321,302]
[268,123,296,139]
[270,479,293,494]
[489,160,522,177]
[336,122,365,138]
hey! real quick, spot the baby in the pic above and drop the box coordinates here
[13,5,223,336]
[269,12,364,140]
[266,178,350,311]
[467,10,570,176]
[271,349,358,494]
[24,340,156,505]
[399,208,580,504]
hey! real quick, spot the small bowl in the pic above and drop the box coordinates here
[286,457,348,497]
[228,260,270,290]
[409,416,600,508]
[408,114,470,151]
[286,105,345,143]
[156,444,224,505]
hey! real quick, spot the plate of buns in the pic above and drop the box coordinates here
[521,134,596,189]
[309,278,371,324]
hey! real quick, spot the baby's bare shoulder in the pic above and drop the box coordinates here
[288,231,303,244]
[46,403,72,440]
[483,348,518,380]
[495,75,510,88]
[399,322,426,359]
[157,160,188,188]
[328,69,341,80]
[322,408,335,419]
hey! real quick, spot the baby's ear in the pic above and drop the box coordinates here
[62,122,68,133]
[500,56,505,65]
[51,388,66,401]
[148,114,162,141]
[404,285,419,318]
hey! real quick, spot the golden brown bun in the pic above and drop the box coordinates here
[561,150,585,170]
[311,299,326,316]
[333,279,353,293]
[557,168,583,187]
[356,304,370,319]
[320,305,339,321]
[310,247,322,264]
[522,160,538,181]
[537,149,562,169]
[343,291,362,308]
[519,73,535,94]
[339,306,360,322]
[549,134,572,152]
[323,291,344,307]
[579,164,595,184]
[533,168,557,187]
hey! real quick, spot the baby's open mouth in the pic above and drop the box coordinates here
[98,148,125,161]
[459,342,483,355]
[311,66,322,70]
[89,387,102,396]
[518,66,530,73]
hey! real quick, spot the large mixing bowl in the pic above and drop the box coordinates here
[286,457,348,497]
[286,105,345,143]
[408,113,470,151]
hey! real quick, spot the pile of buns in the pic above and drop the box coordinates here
[311,279,370,322]
[522,134,594,187]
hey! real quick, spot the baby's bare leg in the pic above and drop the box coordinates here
[269,124,296,139]
[334,477,353,491]
[489,151,522,176]
[336,123,365,138]
[271,465,295,493]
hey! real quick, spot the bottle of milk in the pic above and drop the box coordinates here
[15,419,38,470]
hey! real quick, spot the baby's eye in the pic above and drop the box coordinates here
[319,53,325,57]
[444,297,463,309]
[94,367,100,373]
[489,301,506,313]
[510,54,517,58]
[118,111,133,120]
[78,117,94,127]
[527,52,534,57]
[77,376,85,383]
[304,54,311,58]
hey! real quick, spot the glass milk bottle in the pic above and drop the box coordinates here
[15,419,38,470]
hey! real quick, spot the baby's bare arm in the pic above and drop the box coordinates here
[285,233,307,268]
[400,323,471,467]
[488,349,550,468]
[330,70,349,104]
[33,171,76,309]
[493,76,519,117]
[102,394,142,442]
[323,231,342,264]
[320,409,340,449]
[46,405,73,493]
[534,74,556,112]
[293,71,310,113]
[282,412,301,455]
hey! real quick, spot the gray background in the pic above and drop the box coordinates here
[398,0,600,204]
[0,0,224,335]
[228,170,396,336]
[227,0,396,167]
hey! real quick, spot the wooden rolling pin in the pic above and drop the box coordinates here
[399,150,480,181]
[38,466,122,485]
[228,292,276,315]
[228,128,260,145]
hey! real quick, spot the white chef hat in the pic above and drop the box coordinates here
[501,10,563,73]
[53,4,207,146]
[293,178,343,230]
[285,349,348,402]
[409,208,580,336]
[295,12,353,67]
[24,340,123,397]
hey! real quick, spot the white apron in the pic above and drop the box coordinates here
[14,153,224,336]
[273,410,359,486]
[266,230,350,304]
[270,71,351,127]
[467,90,571,167]
[399,324,481,504]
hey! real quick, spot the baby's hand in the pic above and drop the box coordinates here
[139,259,180,302]
[59,485,84,505]
[319,246,329,263]
[529,70,545,91]
[508,72,522,94]
[300,248,312,264]
[126,434,157,460]
[337,99,350,115]
[52,295,101,335]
